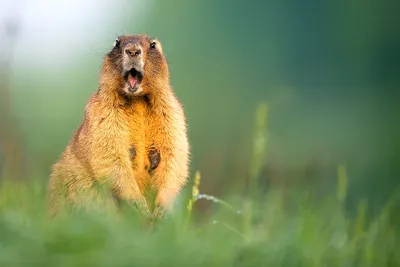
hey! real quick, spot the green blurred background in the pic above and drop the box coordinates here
[0,0,399,265]
[1,0,399,218]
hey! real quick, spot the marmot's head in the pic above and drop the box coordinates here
[104,34,169,97]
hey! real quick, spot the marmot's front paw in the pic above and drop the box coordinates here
[152,205,166,222]
[133,199,152,218]
[148,149,161,173]
[115,196,152,219]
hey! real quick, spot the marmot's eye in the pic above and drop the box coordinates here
[115,39,120,47]
[150,42,156,49]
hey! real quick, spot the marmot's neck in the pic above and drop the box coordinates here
[96,59,126,107]
[97,82,126,108]
[147,83,177,115]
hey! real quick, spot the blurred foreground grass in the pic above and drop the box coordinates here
[0,103,398,266]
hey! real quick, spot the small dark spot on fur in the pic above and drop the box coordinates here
[119,101,130,108]
[99,117,105,124]
[148,148,160,173]
[142,94,151,106]
[130,146,136,160]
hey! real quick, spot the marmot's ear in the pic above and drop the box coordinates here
[114,38,120,48]
[150,39,163,54]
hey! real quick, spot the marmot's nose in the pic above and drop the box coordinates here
[124,44,142,57]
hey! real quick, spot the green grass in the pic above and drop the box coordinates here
[0,103,398,266]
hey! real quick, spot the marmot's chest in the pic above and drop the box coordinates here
[92,100,169,169]
[122,103,167,173]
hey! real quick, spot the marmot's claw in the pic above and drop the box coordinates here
[133,200,152,218]
[152,205,166,222]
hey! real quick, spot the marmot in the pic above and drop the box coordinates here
[47,34,190,219]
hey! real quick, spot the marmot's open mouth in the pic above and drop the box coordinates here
[124,68,143,92]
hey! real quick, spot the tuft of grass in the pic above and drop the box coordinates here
[337,164,348,204]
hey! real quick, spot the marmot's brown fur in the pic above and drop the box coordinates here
[47,34,190,219]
